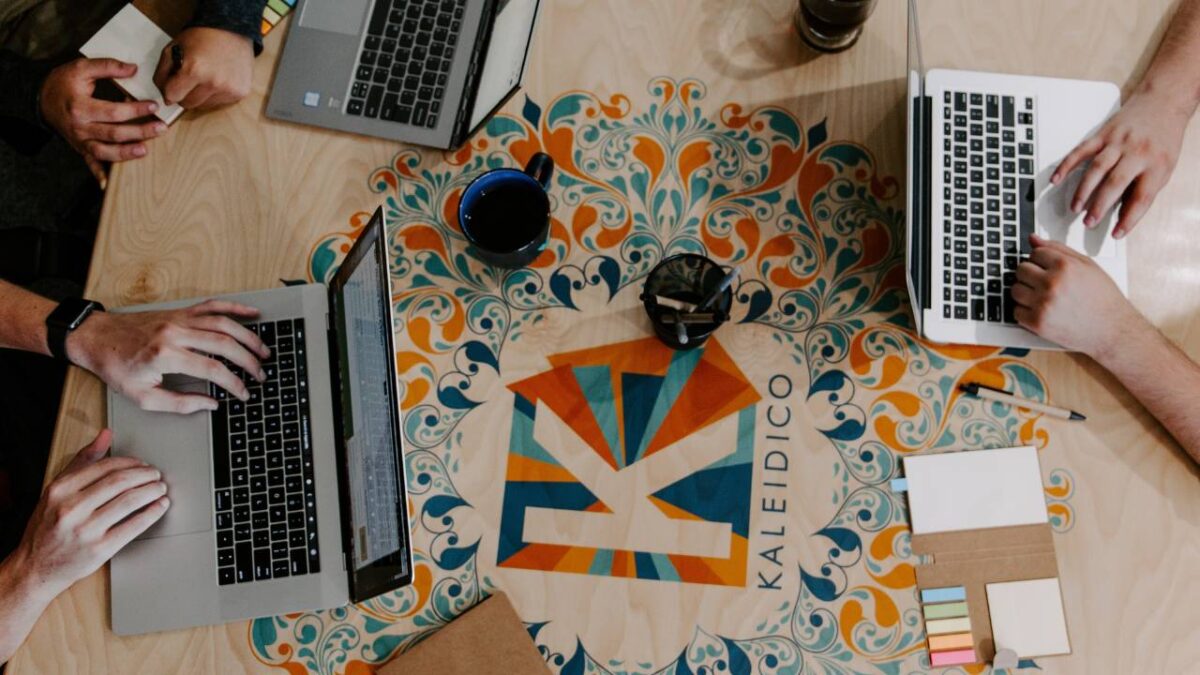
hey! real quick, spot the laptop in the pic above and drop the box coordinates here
[108,208,413,635]
[267,0,541,149]
[905,0,1128,349]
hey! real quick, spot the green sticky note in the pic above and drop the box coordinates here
[923,601,969,620]
[267,0,290,17]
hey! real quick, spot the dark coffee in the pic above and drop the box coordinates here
[460,178,547,253]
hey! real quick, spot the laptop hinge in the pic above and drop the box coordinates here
[450,0,500,149]
[919,94,933,311]
[325,288,359,598]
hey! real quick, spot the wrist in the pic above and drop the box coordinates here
[1134,75,1200,119]
[0,547,58,610]
[65,309,108,374]
[1088,308,1153,367]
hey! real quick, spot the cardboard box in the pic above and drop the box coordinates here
[378,592,550,675]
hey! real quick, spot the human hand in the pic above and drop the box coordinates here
[39,58,167,185]
[1051,90,1190,239]
[10,430,168,600]
[153,27,254,110]
[1011,234,1145,358]
[68,299,271,414]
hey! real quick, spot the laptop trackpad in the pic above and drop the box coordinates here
[1036,167,1117,258]
[110,377,213,540]
[299,0,371,36]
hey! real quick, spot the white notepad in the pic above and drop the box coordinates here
[79,4,183,124]
[903,446,1048,535]
[986,578,1072,657]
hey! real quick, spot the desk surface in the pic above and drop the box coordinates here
[10,0,1200,673]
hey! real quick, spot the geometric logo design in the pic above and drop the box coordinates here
[497,336,761,586]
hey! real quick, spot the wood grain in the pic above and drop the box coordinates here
[8,0,1200,672]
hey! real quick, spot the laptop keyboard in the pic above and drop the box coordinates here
[940,91,1037,324]
[347,0,467,128]
[210,319,320,586]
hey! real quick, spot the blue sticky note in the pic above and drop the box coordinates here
[920,586,966,603]
[890,477,908,492]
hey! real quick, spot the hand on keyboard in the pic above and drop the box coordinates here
[69,299,271,414]
[1010,234,1143,357]
[1052,90,1189,240]
[5,430,167,606]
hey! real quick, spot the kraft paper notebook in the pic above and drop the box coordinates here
[903,446,1071,666]
[378,592,550,675]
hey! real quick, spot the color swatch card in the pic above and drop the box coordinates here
[904,445,1048,535]
[261,0,296,35]
[920,585,976,667]
[79,4,183,124]
[986,578,1071,658]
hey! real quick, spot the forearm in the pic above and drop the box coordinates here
[189,0,269,54]
[0,553,56,663]
[1094,317,1200,464]
[0,280,55,356]
[1136,0,1200,115]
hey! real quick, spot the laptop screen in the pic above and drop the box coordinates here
[468,0,540,129]
[329,209,413,599]
[905,0,928,322]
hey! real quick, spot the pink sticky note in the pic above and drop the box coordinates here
[930,648,978,667]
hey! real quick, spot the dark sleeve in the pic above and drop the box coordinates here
[0,50,57,153]
[188,0,270,55]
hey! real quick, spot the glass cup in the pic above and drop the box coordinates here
[794,0,879,53]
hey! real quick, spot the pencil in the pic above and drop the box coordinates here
[960,382,1086,421]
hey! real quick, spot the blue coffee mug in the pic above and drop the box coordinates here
[458,153,555,268]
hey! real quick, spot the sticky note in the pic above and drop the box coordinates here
[903,446,1048,535]
[920,586,965,603]
[79,5,183,124]
[986,578,1071,657]
[923,601,968,620]
[927,632,973,651]
[890,477,908,492]
[925,617,971,635]
[930,648,977,667]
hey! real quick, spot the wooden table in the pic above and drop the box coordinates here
[10,0,1200,673]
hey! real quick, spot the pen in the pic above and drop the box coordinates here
[674,311,689,345]
[695,265,740,311]
[169,43,184,77]
[960,382,1086,421]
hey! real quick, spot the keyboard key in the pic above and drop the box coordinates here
[254,549,272,580]
[236,543,253,582]
[218,567,235,585]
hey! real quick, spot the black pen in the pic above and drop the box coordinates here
[169,43,184,77]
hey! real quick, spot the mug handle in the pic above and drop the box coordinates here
[524,152,554,189]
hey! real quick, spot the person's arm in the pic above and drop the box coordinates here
[1052,0,1200,238]
[1012,235,1200,463]
[1092,316,1200,459]
[0,430,168,662]
[152,0,269,110]
[0,279,269,414]
[0,50,56,152]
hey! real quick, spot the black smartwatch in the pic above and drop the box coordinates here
[45,298,105,363]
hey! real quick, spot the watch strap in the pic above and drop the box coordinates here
[46,298,104,362]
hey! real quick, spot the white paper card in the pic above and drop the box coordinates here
[79,4,183,124]
[903,446,1047,535]
[986,578,1071,657]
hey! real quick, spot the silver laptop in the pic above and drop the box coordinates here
[108,209,413,635]
[267,0,540,149]
[905,0,1128,349]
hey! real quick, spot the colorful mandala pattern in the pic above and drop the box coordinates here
[250,77,1073,674]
